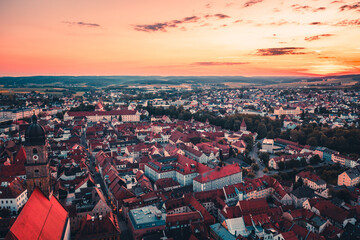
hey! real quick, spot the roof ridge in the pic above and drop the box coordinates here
[37,204,53,240]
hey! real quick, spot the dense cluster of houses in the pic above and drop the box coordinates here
[0,87,359,240]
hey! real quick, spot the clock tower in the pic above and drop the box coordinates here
[24,114,51,198]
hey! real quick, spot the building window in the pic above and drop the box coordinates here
[33,148,38,154]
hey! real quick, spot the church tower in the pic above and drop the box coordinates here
[24,114,51,198]
[240,118,247,131]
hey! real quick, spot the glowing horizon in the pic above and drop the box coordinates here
[1,0,360,77]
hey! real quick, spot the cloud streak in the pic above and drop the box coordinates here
[134,13,231,32]
[134,16,200,32]
[309,21,323,25]
[339,2,360,11]
[63,21,101,28]
[255,47,307,56]
[291,4,326,12]
[333,19,360,26]
[304,34,334,41]
[193,62,249,66]
[205,13,230,19]
[244,0,263,8]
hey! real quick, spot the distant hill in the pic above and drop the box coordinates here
[0,74,359,87]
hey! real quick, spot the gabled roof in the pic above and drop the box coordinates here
[297,171,326,185]
[0,177,26,199]
[291,186,315,199]
[238,198,269,215]
[14,147,26,164]
[7,188,68,240]
[193,163,241,183]
[75,212,120,239]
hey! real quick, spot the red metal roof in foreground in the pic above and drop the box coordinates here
[7,188,68,240]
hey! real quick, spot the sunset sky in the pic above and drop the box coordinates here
[1,0,360,76]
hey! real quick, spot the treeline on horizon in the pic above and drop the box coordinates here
[143,105,360,156]
[2,74,359,87]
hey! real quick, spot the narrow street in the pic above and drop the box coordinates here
[249,139,265,178]
[80,126,130,238]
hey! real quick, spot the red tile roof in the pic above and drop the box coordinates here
[67,109,137,117]
[14,147,26,164]
[238,198,269,215]
[193,163,241,183]
[7,188,68,240]
[155,178,180,190]
[0,177,26,199]
[280,231,298,240]
[166,211,202,225]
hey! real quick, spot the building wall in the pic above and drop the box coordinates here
[274,107,301,116]
[62,218,71,240]
[332,155,346,166]
[65,113,140,122]
[193,171,242,192]
[0,190,28,214]
[144,164,199,187]
[338,172,360,186]
[128,217,165,240]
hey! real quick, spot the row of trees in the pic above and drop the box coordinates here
[276,155,322,170]
[273,163,346,186]
[144,105,360,155]
[282,124,360,155]
[69,103,95,112]
[144,105,282,138]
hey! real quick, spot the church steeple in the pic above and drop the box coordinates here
[24,114,51,198]
[240,118,247,131]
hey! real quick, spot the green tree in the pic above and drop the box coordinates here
[294,177,304,188]
[306,137,318,146]
[278,162,285,170]
[300,158,307,166]
[267,130,275,139]
[219,149,224,162]
[257,122,267,139]
[309,155,321,165]
[244,136,254,152]
[55,112,64,120]
[176,125,184,132]
[259,152,270,166]
[252,163,259,172]
[0,208,11,218]
[247,172,256,178]
[301,110,305,120]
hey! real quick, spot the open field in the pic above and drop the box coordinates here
[224,82,259,88]
[262,77,358,88]
[0,88,85,96]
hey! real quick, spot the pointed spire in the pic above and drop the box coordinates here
[31,113,37,124]
[240,118,247,131]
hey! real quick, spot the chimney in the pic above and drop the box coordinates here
[156,212,161,219]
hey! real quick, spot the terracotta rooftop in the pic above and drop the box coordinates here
[7,188,69,240]
[193,163,241,183]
